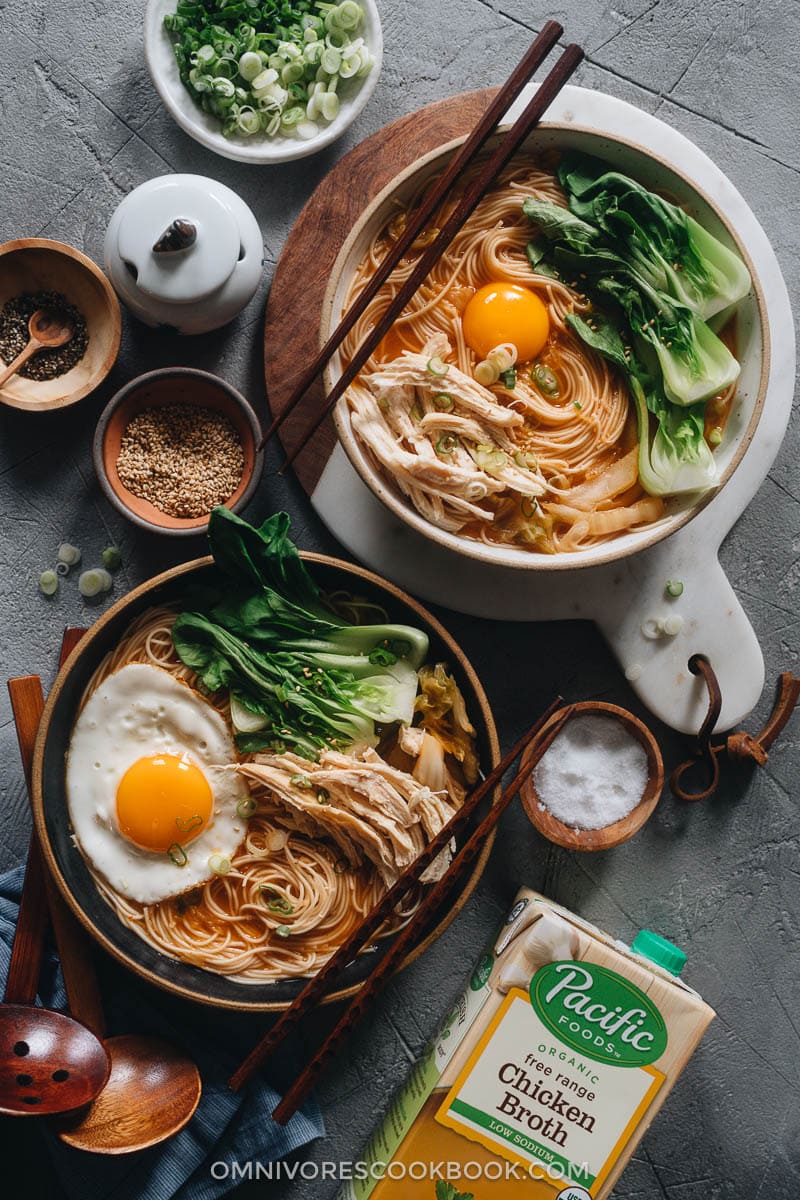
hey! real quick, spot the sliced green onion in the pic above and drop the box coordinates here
[296,120,319,140]
[238,50,262,80]
[175,814,203,833]
[57,542,81,567]
[262,889,295,915]
[426,355,449,377]
[500,368,516,389]
[316,788,331,804]
[474,359,499,387]
[39,570,58,597]
[274,924,292,938]
[531,363,560,397]
[472,444,507,473]
[409,402,423,423]
[56,561,70,577]
[101,546,122,572]
[167,843,188,867]
[521,496,538,519]
[290,773,313,789]
[436,434,458,456]
[665,579,684,598]
[433,393,454,411]
[78,569,107,598]
[573,400,583,410]
[236,796,258,818]
[320,92,339,121]
[208,853,231,875]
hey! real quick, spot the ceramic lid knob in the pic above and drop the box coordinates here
[115,176,241,304]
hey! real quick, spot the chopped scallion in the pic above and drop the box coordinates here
[39,570,59,596]
[426,355,449,377]
[167,843,188,867]
[665,579,684,598]
[57,543,81,567]
[208,853,231,875]
[236,796,258,818]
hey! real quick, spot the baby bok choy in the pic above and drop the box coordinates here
[567,312,716,497]
[557,155,751,322]
[522,200,740,407]
[172,507,429,757]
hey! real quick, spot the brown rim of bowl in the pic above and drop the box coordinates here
[519,700,664,851]
[0,237,122,412]
[31,553,500,1012]
[92,367,265,537]
[324,121,770,572]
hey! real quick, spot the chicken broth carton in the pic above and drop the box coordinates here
[338,888,714,1200]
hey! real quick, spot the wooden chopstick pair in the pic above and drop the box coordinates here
[229,698,573,1123]
[262,25,584,470]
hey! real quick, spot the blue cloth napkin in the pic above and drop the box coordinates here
[0,865,324,1200]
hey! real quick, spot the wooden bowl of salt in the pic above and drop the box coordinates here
[520,701,664,851]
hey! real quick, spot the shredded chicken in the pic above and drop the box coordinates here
[236,747,461,887]
[348,334,546,533]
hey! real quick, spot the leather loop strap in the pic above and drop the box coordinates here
[671,663,800,801]
[670,655,723,802]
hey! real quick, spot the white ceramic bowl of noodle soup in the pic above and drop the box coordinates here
[145,0,383,165]
[323,124,768,574]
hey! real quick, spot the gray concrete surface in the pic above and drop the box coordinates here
[1,1,799,1197]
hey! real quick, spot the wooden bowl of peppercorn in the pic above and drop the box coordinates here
[93,367,265,535]
[0,238,122,411]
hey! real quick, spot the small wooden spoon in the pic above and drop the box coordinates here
[520,701,664,851]
[15,629,203,1153]
[0,682,110,1117]
[0,308,74,389]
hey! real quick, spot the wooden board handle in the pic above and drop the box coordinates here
[6,629,107,1036]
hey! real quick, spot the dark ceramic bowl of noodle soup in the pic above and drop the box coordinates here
[32,555,499,1012]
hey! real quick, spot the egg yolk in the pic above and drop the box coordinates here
[461,282,550,362]
[116,754,213,853]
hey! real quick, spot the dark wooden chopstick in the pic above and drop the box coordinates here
[279,41,584,475]
[259,19,564,452]
[229,695,563,1092]
[270,703,574,1124]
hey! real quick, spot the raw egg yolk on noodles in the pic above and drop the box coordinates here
[116,754,213,852]
[462,283,550,362]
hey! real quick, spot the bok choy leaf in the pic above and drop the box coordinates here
[567,312,716,497]
[557,154,751,321]
[172,508,430,756]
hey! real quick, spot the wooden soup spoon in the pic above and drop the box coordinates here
[0,308,74,389]
[0,685,110,1116]
[10,632,203,1152]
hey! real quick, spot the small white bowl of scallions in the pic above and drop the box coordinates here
[144,0,382,164]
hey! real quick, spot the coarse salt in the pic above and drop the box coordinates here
[533,714,648,830]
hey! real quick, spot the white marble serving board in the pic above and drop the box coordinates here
[309,85,795,734]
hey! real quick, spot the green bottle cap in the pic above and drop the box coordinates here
[632,929,687,976]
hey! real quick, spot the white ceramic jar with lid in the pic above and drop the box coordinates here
[104,174,263,334]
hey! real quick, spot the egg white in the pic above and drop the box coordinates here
[66,663,249,904]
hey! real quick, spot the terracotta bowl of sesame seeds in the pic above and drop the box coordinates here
[0,238,122,412]
[93,367,264,535]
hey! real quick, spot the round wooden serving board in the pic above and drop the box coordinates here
[264,88,497,496]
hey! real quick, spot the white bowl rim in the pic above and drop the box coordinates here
[144,0,383,165]
[324,121,770,573]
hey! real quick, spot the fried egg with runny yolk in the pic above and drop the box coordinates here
[461,282,550,363]
[66,663,250,904]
